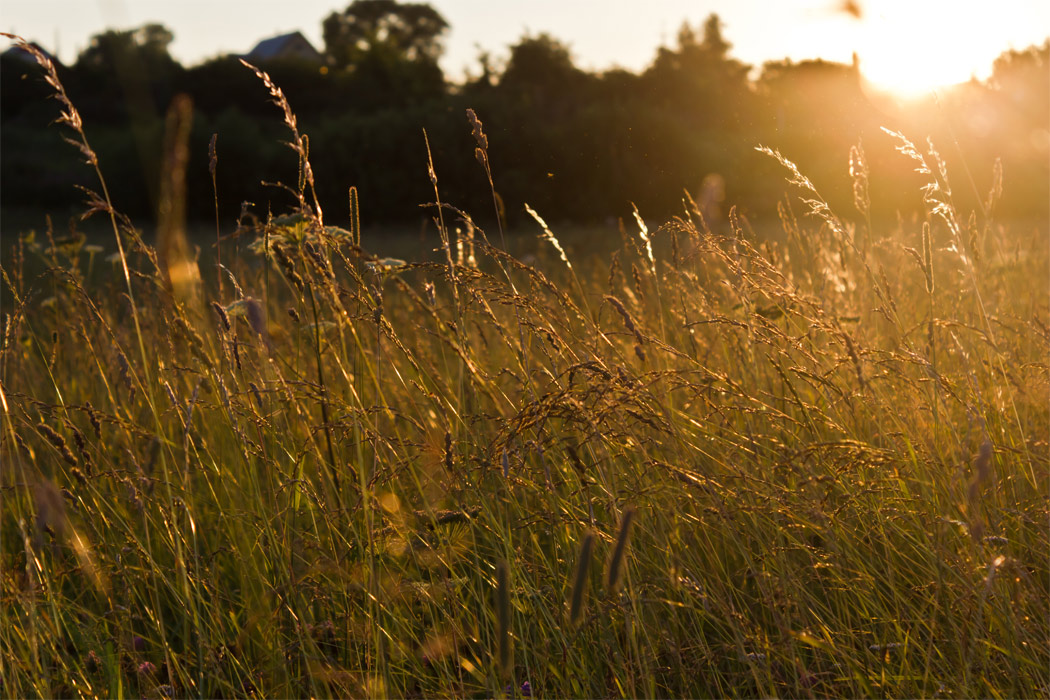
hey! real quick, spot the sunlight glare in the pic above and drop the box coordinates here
[854,1,1006,99]
[860,45,977,98]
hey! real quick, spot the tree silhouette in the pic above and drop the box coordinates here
[76,23,178,77]
[322,0,449,69]
[321,0,448,107]
[499,33,589,106]
[71,23,184,211]
[642,13,752,127]
[3,12,1048,226]
[991,40,1049,121]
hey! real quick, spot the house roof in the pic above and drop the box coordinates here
[246,31,322,63]
[2,41,61,67]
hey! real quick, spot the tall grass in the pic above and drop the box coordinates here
[1,36,1047,698]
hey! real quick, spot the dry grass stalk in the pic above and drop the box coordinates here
[239,59,324,223]
[496,559,512,675]
[632,204,656,275]
[526,204,571,271]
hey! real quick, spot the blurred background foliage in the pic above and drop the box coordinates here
[2,1,1047,234]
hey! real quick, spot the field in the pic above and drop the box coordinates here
[1,47,1048,699]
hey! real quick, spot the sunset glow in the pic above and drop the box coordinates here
[2,0,1046,86]
[848,1,1020,98]
[859,41,984,98]
[2,0,1048,695]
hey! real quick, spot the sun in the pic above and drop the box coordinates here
[859,46,977,99]
[847,1,1003,99]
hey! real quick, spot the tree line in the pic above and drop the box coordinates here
[2,1,1047,234]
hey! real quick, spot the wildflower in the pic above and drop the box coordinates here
[868,642,902,652]
[503,682,531,698]
[798,668,818,688]
[224,299,252,318]
[365,257,407,273]
[325,225,353,241]
[137,660,156,675]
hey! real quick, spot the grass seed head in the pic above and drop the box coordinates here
[38,423,77,466]
[922,221,934,293]
[569,531,595,626]
[606,507,637,592]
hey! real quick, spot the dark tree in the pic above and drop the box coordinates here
[322,0,449,68]
[985,41,1050,216]
[72,22,183,121]
[700,13,730,59]
[990,40,1049,121]
[499,33,587,99]
[642,13,752,124]
[321,0,448,107]
[67,24,185,212]
[76,23,179,77]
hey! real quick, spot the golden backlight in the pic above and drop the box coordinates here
[860,45,978,99]
[842,0,1011,99]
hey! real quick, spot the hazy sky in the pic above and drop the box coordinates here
[3,1,1049,94]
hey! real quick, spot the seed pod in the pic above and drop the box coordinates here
[606,507,636,592]
[569,531,595,625]
[211,301,231,332]
[84,403,102,440]
[39,423,77,466]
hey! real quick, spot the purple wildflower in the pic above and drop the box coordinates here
[502,681,533,698]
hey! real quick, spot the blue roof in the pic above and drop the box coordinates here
[247,32,321,62]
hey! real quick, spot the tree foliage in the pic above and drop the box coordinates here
[322,0,449,68]
[76,23,178,76]
[2,10,1047,226]
[642,14,752,126]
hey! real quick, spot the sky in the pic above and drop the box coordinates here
[3,0,1049,96]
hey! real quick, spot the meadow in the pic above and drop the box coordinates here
[1,40,1048,699]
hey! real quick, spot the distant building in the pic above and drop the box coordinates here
[2,41,61,67]
[246,32,323,64]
